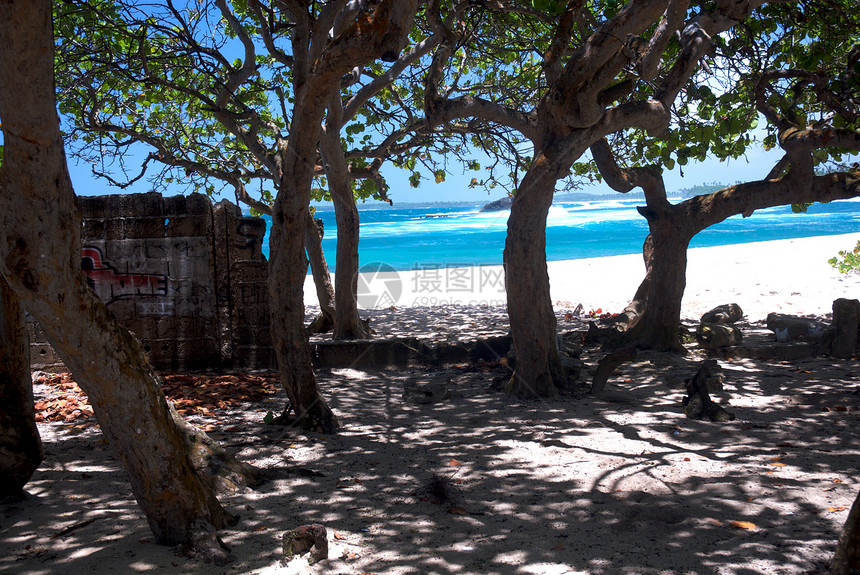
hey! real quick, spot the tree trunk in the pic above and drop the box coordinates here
[598,235,654,339]
[622,216,692,353]
[0,276,43,498]
[320,128,371,340]
[304,211,336,334]
[263,0,420,431]
[269,101,339,432]
[0,2,235,561]
[503,169,564,397]
[331,192,370,339]
[832,488,860,574]
[618,173,860,352]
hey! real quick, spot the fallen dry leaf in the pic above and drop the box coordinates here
[333,531,347,540]
[448,506,467,515]
[770,462,787,467]
[729,520,757,530]
[447,458,462,467]
[832,405,848,412]
[552,543,565,550]
[828,506,849,512]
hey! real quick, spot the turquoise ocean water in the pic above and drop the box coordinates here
[260,197,860,272]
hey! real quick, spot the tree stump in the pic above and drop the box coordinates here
[282,523,328,564]
[682,360,735,422]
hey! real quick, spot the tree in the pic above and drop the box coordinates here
[0,0,241,561]
[425,0,763,396]
[832,487,860,574]
[593,0,860,351]
[55,1,440,341]
[57,1,421,430]
[314,10,445,339]
[593,140,860,352]
[0,277,42,497]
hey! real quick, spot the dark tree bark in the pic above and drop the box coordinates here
[621,220,692,353]
[0,276,43,497]
[832,487,860,574]
[304,211,336,334]
[503,164,566,397]
[269,97,339,431]
[0,1,235,561]
[270,168,340,432]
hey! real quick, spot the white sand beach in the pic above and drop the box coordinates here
[306,232,860,323]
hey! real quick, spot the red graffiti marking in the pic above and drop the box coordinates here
[81,247,168,303]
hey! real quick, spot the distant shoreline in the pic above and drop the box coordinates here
[305,232,860,322]
[308,192,683,211]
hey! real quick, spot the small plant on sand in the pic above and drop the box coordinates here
[829,241,860,275]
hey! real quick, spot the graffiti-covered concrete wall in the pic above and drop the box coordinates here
[29,192,273,371]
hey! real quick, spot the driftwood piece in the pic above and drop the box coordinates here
[282,523,328,564]
[696,324,742,349]
[682,360,735,422]
[591,347,638,396]
[701,303,743,325]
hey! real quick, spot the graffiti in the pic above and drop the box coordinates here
[81,247,168,304]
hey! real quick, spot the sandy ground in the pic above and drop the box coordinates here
[2,233,860,575]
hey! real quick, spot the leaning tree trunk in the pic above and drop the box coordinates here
[832,487,860,574]
[320,128,371,340]
[621,214,693,353]
[0,276,43,497]
[0,2,235,561]
[304,211,336,334]
[504,168,564,397]
[269,119,340,432]
[617,172,860,353]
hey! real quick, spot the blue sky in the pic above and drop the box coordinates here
[65,140,787,204]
